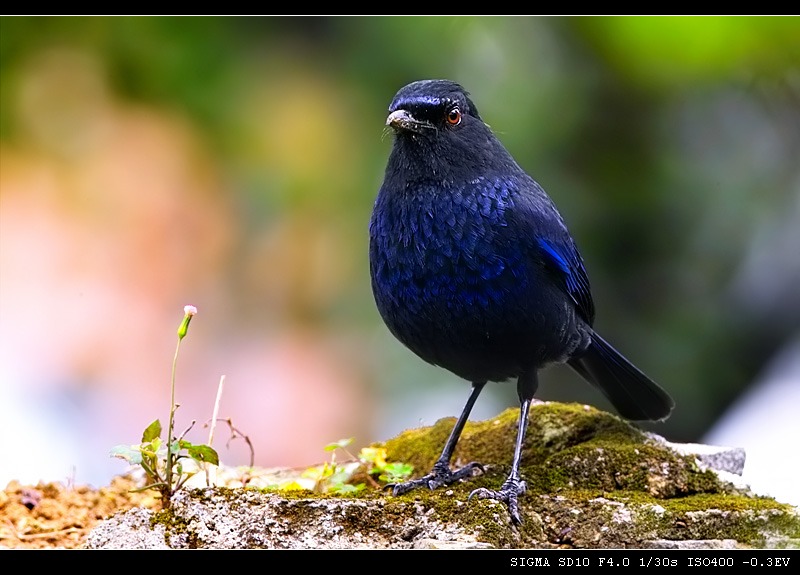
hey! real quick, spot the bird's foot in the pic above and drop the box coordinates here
[386,460,484,496]
[469,476,527,524]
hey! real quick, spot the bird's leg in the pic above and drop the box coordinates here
[469,372,536,524]
[387,381,486,496]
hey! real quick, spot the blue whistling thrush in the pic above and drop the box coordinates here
[368,79,674,524]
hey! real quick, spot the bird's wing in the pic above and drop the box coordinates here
[536,236,595,325]
[483,174,596,324]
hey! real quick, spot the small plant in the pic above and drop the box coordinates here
[358,445,414,484]
[270,438,413,494]
[111,305,219,507]
[304,439,365,494]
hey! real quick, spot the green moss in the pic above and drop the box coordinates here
[371,402,800,547]
[376,479,530,548]
[382,403,649,473]
[381,403,726,498]
[381,416,463,472]
[153,403,797,548]
[649,493,800,545]
[150,507,200,548]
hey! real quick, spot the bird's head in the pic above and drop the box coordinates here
[386,79,482,135]
[383,79,517,183]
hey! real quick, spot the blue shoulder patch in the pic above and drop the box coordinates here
[536,237,595,324]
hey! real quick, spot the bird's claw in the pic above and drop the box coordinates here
[469,478,527,524]
[385,461,484,496]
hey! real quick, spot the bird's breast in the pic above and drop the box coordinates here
[369,178,576,380]
[370,178,525,314]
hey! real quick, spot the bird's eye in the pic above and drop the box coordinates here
[446,107,462,126]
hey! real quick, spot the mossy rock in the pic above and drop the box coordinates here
[84,402,800,549]
[384,403,725,495]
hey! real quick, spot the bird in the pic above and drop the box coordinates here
[368,79,674,524]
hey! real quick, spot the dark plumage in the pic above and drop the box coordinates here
[369,79,674,524]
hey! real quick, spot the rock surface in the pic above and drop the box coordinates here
[83,403,800,549]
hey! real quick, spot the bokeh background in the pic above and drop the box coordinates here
[1,17,798,504]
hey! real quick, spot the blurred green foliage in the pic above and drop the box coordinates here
[2,16,798,445]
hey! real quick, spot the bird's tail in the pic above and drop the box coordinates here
[568,331,674,421]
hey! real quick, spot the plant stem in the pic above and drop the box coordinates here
[166,337,182,503]
[206,375,225,487]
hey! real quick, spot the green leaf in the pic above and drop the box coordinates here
[324,438,353,451]
[302,463,332,482]
[110,445,143,465]
[379,462,414,483]
[358,446,388,468]
[146,436,162,450]
[178,439,198,450]
[169,439,184,455]
[187,444,219,465]
[329,483,365,494]
[142,420,162,443]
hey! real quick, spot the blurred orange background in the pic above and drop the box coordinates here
[1,18,798,502]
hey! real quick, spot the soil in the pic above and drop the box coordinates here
[1,476,160,549]
[0,463,333,549]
